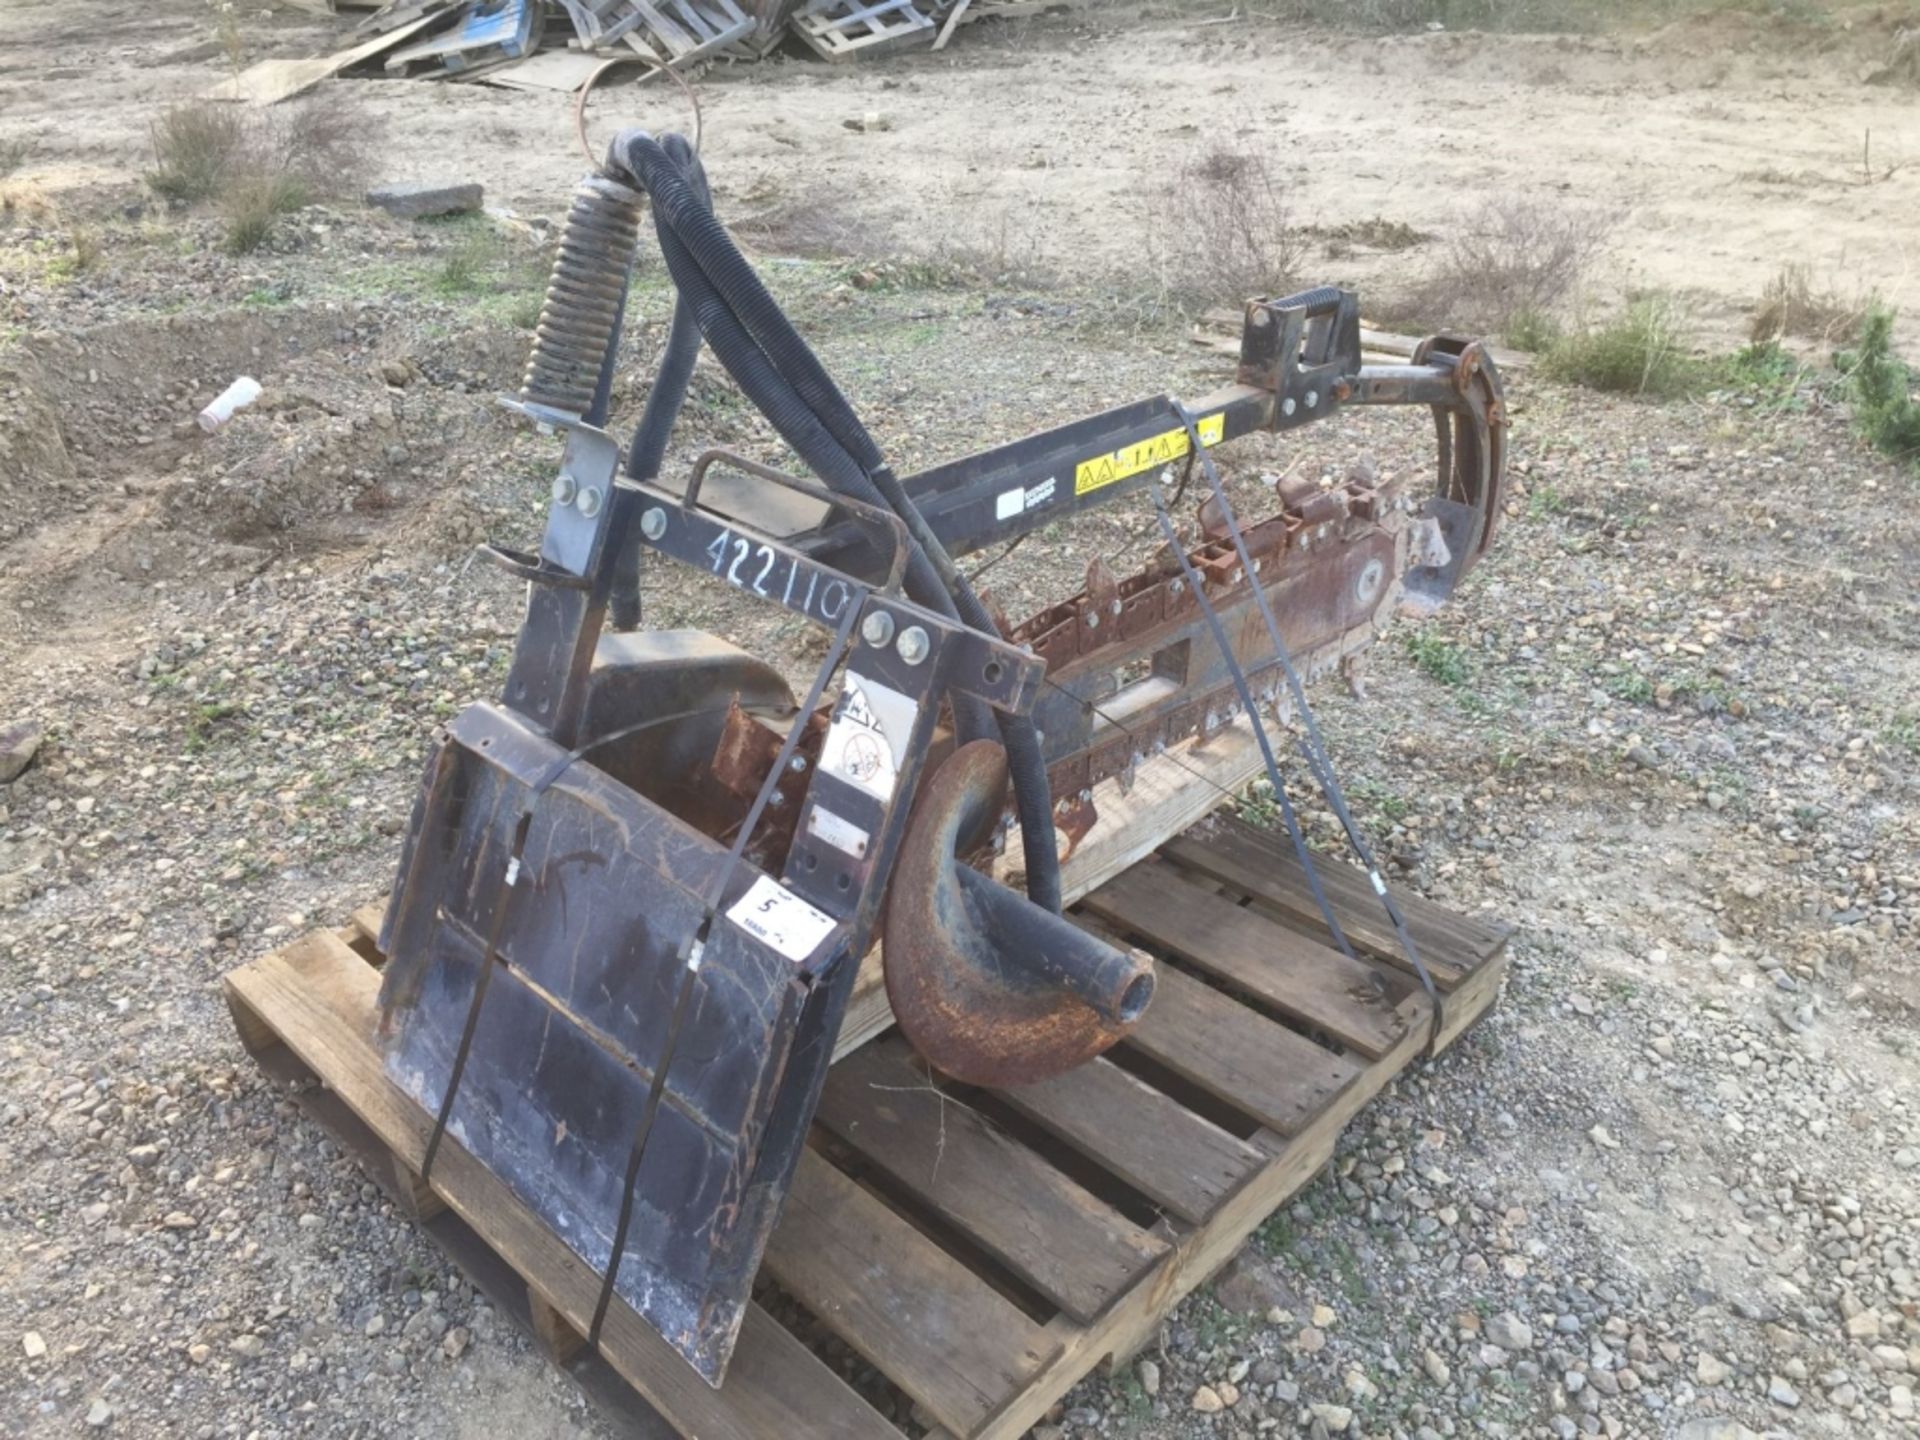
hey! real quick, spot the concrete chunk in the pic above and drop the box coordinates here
[365,182,483,220]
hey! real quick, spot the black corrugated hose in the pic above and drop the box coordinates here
[609,135,710,632]
[607,129,1064,913]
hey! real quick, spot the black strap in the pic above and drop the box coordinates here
[1145,490,1358,964]
[586,597,863,1347]
[420,739,602,1183]
[1170,403,1446,1053]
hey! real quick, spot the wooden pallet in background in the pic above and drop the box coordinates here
[224,808,1510,1439]
[792,0,936,62]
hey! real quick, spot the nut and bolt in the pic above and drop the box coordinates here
[551,475,578,505]
[575,486,603,518]
[1281,397,1297,418]
[640,507,668,541]
[895,625,931,665]
[787,755,809,774]
[861,611,896,648]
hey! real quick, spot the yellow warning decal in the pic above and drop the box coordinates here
[1074,413,1226,497]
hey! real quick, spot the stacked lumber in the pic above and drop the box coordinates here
[212,0,1083,102]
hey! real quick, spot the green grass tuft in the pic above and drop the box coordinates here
[1542,294,1705,398]
[1406,629,1471,686]
[1841,305,1920,473]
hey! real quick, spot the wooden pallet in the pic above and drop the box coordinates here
[792,0,936,61]
[224,799,1509,1439]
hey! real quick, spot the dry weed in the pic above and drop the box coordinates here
[1152,144,1303,311]
[147,94,373,253]
[1749,262,1864,345]
[147,102,250,204]
[1386,194,1612,336]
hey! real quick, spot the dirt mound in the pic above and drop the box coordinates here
[0,305,529,645]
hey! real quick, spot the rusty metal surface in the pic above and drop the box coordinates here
[884,741,1154,1087]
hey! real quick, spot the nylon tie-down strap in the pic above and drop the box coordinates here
[587,596,862,1346]
[1153,403,1446,1054]
[415,598,863,1350]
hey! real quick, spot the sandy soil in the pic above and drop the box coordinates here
[4,2,1920,347]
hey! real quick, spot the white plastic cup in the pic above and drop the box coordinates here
[198,376,263,433]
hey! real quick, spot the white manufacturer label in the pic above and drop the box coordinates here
[993,476,1057,522]
[807,805,871,859]
[820,674,918,803]
[726,876,837,963]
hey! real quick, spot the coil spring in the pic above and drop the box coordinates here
[520,175,647,418]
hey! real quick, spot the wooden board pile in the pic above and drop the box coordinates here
[225,0,1079,103]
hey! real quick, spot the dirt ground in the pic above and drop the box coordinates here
[3,3,1920,1440]
[5,2,1920,343]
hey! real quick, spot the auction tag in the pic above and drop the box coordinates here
[820,674,918,803]
[726,876,837,963]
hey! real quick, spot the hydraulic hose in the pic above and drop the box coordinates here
[611,135,709,632]
[609,130,1064,912]
[613,131,884,474]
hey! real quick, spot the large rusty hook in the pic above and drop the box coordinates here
[884,741,1154,1087]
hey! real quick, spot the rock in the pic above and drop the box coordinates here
[1191,1384,1224,1413]
[1674,1423,1757,1440]
[1310,1303,1336,1327]
[0,721,41,783]
[1696,1351,1731,1386]
[1626,743,1659,770]
[364,182,483,220]
[1137,1359,1160,1397]
[1307,1402,1353,1431]
[1486,1312,1534,1351]
[1845,1310,1881,1340]
[1767,1375,1800,1407]
[1891,1384,1914,1420]
[188,1344,210,1365]
[228,1334,265,1359]
[162,1211,196,1229]
[1588,1124,1620,1150]
[1213,1248,1301,1317]
[22,1331,46,1359]
[441,1326,470,1360]
[1423,1348,1451,1385]
[1296,1325,1326,1353]
[86,1398,111,1428]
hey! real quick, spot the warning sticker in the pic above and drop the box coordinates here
[726,876,837,963]
[821,674,918,804]
[1074,413,1225,497]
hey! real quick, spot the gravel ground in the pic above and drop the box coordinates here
[5,118,1920,1440]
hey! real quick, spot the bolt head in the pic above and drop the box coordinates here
[551,474,578,505]
[1306,390,1320,408]
[575,486,603,518]
[861,611,896,648]
[640,507,668,541]
[1282,397,1298,417]
[895,625,930,666]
